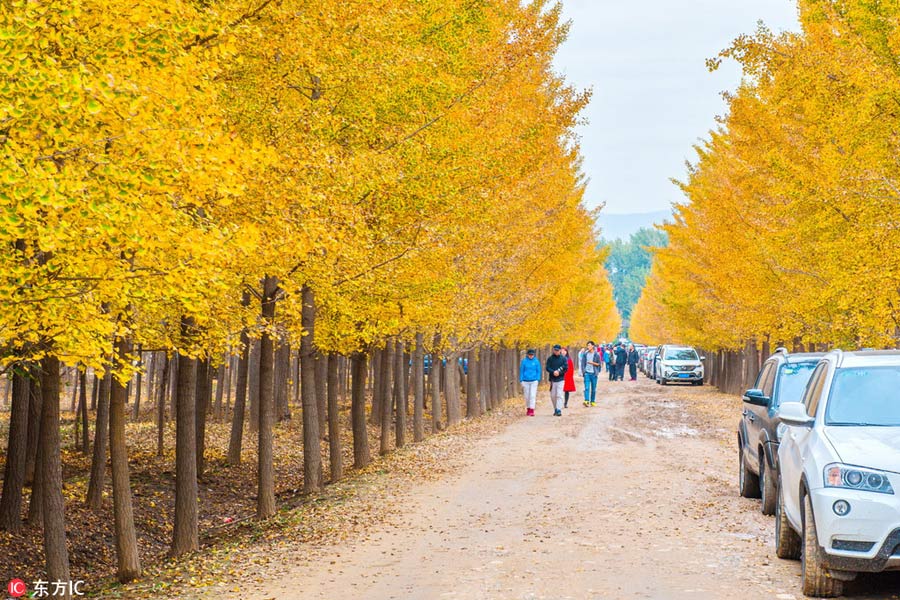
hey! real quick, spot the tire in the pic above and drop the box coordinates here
[697,379,704,386]
[660,377,668,386]
[738,446,761,498]
[801,493,843,597]
[760,454,776,516]
[775,478,801,559]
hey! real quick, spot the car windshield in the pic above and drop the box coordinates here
[775,362,818,406]
[664,348,698,361]
[826,366,900,426]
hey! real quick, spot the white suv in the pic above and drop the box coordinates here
[654,345,704,386]
[776,350,900,597]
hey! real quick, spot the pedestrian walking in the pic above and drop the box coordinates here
[606,344,615,381]
[580,341,601,406]
[562,347,576,408]
[545,344,567,417]
[615,343,627,381]
[627,344,639,381]
[520,348,541,416]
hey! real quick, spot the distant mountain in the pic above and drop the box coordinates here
[597,210,671,241]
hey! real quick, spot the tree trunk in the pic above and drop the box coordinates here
[109,338,141,582]
[257,276,278,519]
[156,354,170,458]
[25,375,43,486]
[370,347,382,427]
[38,357,71,598]
[248,338,261,433]
[413,333,425,443]
[194,358,211,478]
[326,353,342,482]
[394,340,406,449]
[466,349,479,418]
[379,341,394,455]
[315,351,327,436]
[69,369,78,412]
[431,333,442,432]
[132,350,143,421]
[446,348,461,427]
[171,318,199,557]
[351,352,370,469]
[300,284,323,492]
[227,317,251,466]
[91,372,98,411]
[0,368,31,532]
[274,342,291,422]
[86,372,111,510]
[478,346,489,413]
[214,362,226,421]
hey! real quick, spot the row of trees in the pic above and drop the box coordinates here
[631,0,900,357]
[0,0,619,595]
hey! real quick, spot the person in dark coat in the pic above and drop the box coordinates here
[627,344,640,381]
[545,345,567,416]
[614,343,627,381]
[605,344,615,381]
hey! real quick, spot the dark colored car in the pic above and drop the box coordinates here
[737,348,823,515]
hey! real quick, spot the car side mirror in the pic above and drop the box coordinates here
[778,401,814,427]
[742,389,770,407]
[700,356,706,361]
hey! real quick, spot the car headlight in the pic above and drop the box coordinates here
[825,463,894,495]
[776,422,787,441]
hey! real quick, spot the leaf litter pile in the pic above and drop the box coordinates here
[0,397,523,598]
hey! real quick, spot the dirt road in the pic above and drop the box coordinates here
[246,377,900,599]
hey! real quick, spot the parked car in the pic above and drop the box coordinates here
[737,349,823,515]
[775,349,900,597]
[654,345,705,385]
[641,348,657,376]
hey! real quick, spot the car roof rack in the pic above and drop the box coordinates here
[774,347,790,356]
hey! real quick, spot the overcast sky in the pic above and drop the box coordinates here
[554,0,800,215]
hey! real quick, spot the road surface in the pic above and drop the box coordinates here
[235,376,900,599]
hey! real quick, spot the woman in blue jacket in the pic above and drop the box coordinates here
[520,349,541,416]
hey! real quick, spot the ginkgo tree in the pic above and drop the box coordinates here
[0,0,619,593]
[632,0,900,361]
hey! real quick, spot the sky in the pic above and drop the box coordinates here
[553,0,800,215]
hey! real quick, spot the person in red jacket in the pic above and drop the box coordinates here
[561,347,576,408]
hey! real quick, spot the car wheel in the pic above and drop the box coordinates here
[801,493,843,597]
[760,455,776,516]
[697,379,704,386]
[660,377,668,386]
[775,478,801,559]
[738,446,760,498]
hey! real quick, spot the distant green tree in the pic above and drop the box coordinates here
[602,228,668,336]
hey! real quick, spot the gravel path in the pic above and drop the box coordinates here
[245,377,900,599]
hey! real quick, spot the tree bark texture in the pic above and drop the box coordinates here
[326,353,342,482]
[0,368,31,532]
[171,319,199,557]
[86,372,111,510]
[257,276,278,519]
[350,352,370,469]
[413,333,425,443]
[109,338,141,581]
[39,357,71,598]
[299,284,323,492]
